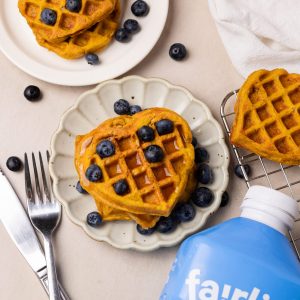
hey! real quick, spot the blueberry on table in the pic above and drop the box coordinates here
[169,43,187,61]
[87,211,102,227]
[131,0,149,17]
[66,0,82,12]
[173,202,196,222]
[24,85,41,101]
[136,224,156,235]
[76,181,88,194]
[85,164,102,182]
[129,105,142,115]
[192,136,198,148]
[114,99,130,115]
[156,216,176,233]
[155,119,174,135]
[40,8,57,26]
[124,19,139,33]
[113,179,129,195]
[195,147,209,164]
[137,126,155,142]
[144,145,164,163]
[196,163,213,184]
[192,187,214,207]
[85,53,100,65]
[115,28,129,42]
[96,140,115,158]
[220,191,229,207]
[234,164,251,179]
[6,156,22,172]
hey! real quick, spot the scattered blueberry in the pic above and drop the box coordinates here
[6,156,22,172]
[144,145,164,163]
[85,164,102,182]
[155,119,174,135]
[131,0,149,17]
[196,164,213,184]
[136,224,156,235]
[114,179,129,195]
[129,105,142,115]
[124,19,139,33]
[114,99,130,115]
[66,0,82,12]
[76,181,88,194]
[156,216,176,233]
[192,136,198,147]
[24,85,41,101]
[137,126,155,142]
[173,203,196,222]
[195,147,209,164]
[169,43,187,61]
[85,53,100,65]
[234,164,251,179]
[220,191,229,207]
[40,8,57,26]
[115,28,129,42]
[86,211,102,227]
[96,140,115,158]
[191,187,214,207]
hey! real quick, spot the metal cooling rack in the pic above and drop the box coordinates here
[220,90,300,260]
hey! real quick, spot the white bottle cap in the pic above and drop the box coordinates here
[240,185,299,235]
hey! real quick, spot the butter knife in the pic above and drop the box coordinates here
[0,167,70,300]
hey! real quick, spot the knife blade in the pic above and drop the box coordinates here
[0,167,70,300]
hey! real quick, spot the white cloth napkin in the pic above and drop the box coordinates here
[208,0,300,77]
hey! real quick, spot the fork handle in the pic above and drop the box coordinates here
[43,235,60,300]
[41,275,71,300]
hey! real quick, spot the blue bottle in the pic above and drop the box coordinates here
[161,186,300,300]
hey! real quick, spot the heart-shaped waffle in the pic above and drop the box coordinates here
[231,69,300,165]
[75,108,195,217]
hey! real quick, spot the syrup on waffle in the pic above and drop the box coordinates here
[231,69,300,165]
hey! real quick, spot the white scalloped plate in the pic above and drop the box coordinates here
[49,76,229,251]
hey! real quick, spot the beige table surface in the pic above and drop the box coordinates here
[0,1,253,299]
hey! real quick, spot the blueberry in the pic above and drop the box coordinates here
[137,126,155,142]
[24,85,41,101]
[6,156,22,172]
[85,53,100,65]
[86,211,102,227]
[40,8,57,26]
[129,105,142,115]
[220,191,229,207]
[173,203,195,222]
[144,145,164,163]
[192,187,214,207]
[66,0,82,12]
[96,140,115,158]
[155,119,174,135]
[113,179,129,195]
[85,164,102,182]
[136,224,156,235]
[115,28,129,42]
[234,164,251,179]
[124,19,139,33]
[131,0,149,17]
[192,136,198,147]
[76,181,88,194]
[195,147,209,163]
[196,164,213,184]
[114,99,130,115]
[156,216,176,233]
[169,43,187,61]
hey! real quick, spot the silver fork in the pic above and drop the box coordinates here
[25,151,61,300]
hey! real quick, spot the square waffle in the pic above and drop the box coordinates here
[231,69,300,165]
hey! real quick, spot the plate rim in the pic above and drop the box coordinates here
[49,75,230,251]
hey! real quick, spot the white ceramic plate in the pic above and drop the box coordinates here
[0,0,168,86]
[49,76,229,251]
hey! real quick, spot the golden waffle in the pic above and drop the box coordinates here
[18,0,116,43]
[75,108,195,217]
[35,1,120,59]
[231,69,300,165]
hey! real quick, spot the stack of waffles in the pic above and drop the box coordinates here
[18,0,120,59]
[75,108,197,229]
